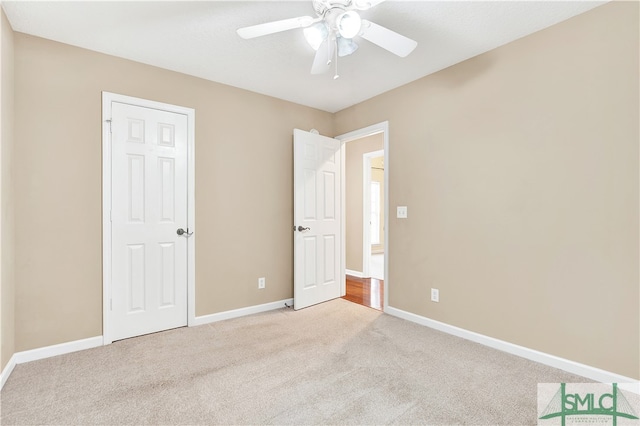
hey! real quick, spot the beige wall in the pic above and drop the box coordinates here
[1,9,15,371]
[345,134,383,272]
[371,157,384,254]
[335,2,639,379]
[13,33,333,352]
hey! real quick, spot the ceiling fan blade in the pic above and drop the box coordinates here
[311,38,335,75]
[352,0,386,10]
[237,16,316,39]
[359,20,417,57]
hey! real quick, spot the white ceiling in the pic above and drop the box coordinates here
[3,1,605,113]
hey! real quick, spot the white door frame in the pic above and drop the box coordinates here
[101,92,196,344]
[362,149,384,278]
[337,121,389,311]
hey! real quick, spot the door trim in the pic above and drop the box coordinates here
[336,121,389,311]
[101,92,196,344]
[362,149,384,278]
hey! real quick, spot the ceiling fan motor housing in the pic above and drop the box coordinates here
[313,0,352,17]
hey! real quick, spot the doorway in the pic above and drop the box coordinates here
[337,122,389,311]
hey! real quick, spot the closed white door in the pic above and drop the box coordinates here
[110,102,189,341]
[293,129,342,310]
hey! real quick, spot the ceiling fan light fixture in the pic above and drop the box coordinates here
[337,36,358,57]
[337,11,362,39]
[303,22,328,50]
[237,0,416,78]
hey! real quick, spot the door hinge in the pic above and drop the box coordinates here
[106,119,112,134]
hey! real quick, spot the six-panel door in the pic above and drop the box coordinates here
[111,102,188,341]
[293,129,342,310]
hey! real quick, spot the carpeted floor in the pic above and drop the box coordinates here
[1,299,593,425]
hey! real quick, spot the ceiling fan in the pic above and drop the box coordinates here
[236,0,417,78]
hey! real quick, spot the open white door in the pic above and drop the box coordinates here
[293,129,342,310]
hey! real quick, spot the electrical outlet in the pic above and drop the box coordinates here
[397,206,408,219]
[258,277,266,289]
[431,288,439,303]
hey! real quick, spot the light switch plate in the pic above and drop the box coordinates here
[397,206,408,219]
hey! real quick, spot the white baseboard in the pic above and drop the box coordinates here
[192,298,293,326]
[1,300,293,389]
[4,306,636,396]
[0,353,17,390]
[0,336,102,391]
[14,336,103,364]
[346,269,364,278]
[386,306,639,394]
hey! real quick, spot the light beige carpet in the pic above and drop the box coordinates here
[1,299,591,425]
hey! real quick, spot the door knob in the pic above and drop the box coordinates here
[177,228,193,237]
[297,226,310,232]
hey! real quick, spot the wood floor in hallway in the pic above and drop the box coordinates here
[343,275,384,311]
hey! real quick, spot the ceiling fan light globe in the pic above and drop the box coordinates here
[337,11,362,39]
[337,36,358,57]
[303,22,328,51]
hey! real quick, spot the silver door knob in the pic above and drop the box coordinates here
[297,226,310,232]
[177,228,193,237]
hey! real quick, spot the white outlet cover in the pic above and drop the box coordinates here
[431,288,439,302]
[397,206,408,219]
